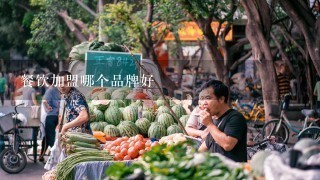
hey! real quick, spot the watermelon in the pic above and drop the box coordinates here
[149,122,161,129]
[97,91,111,100]
[122,106,138,122]
[172,104,187,119]
[104,125,120,137]
[117,121,139,137]
[90,122,101,131]
[142,110,155,122]
[111,88,129,100]
[156,98,168,107]
[179,115,190,127]
[135,118,151,136]
[130,100,143,107]
[156,105,172,115]
[106,87,117,94]
[109,100,125,108]
[88,101,96,116]
[167,124,183,135]
[99,122,109,130]
[148,124,167,139]
[92,100,110,112]
[157,113,175,129]
[92,109,105,122]
[104,106,123,125]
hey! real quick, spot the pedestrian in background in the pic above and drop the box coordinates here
[0,72,7,106]
[314,76,320,110]
[39,73,60,162]
[22,76,39,107]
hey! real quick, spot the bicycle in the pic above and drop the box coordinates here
[261,94,320,144]
[0,103,27,174]
[232,99,265,142]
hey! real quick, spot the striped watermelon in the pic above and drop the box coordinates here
[157,105,171,115]
[179,115,190,127]
[156,98,168,107]
[142,110,155,122]
[135,118,151,136]
[106,87,117,94]
[111,88,129,100]
[109,100,125,108]
[130,100,143,107]
[90,122,101,131]
[157,113,175,129]
[97,91,111,100]
[92,109,105,122]
[92,100,110,112]
[167,124,183,135]
[122,106,138,122]
[104,106,123,125]
[117,121,139,137]
[148,124,167,139]
[104,125,120,137]
[172,104,187,119]
[99,122,109,130]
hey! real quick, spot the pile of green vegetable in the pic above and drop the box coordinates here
[56,150,114,180]
[106,142,247,179]
[61,132,101,155]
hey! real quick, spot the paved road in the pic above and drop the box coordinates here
[0,159,47,180]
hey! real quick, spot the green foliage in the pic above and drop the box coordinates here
[106,142,247,179]
[0,0,33,59]
[27,0,96,60]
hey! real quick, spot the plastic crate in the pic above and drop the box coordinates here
[0,113,14,135]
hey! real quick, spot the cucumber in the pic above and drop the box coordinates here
[74,142,100,149]
[74,147,100,153]
[65,132,93,138]
[68,134,98,144]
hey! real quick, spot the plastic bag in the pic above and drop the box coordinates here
[264,153,320,180]
[40,102,47,139]
[44,129,61,170]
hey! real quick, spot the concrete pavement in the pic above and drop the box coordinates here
[0,159,47,180]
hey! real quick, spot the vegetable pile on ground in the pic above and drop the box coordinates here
[103,134,159,161]
[55,150,113,180]
[106,142,247,179]
[61,132,101,155]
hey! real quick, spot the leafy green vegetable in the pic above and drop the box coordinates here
[106,141,247,179]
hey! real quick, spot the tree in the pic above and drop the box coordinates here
[279,0,320,76]
[240,0,279,122]
[177,0,240,85]
[98,1,181,95]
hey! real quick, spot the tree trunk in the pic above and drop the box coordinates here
[144,0,177,96]
[279,0,320,76]
[241,0,279,122]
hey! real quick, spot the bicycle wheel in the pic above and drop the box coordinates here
[298,127,320,142]
[261,120,290,144]
[0,148,27,174]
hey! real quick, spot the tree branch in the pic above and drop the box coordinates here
[275,25,306,57]
[57,11,87,42]
[75,0,97,17]
[16,3,30,11]
[270,32,295,76]
[230,38,249,53]
[230,51,252,71]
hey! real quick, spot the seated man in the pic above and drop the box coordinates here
[198,80,247,162]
